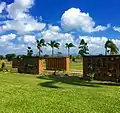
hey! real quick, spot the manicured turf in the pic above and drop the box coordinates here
[70,62,83,70]
[0,72,120,113]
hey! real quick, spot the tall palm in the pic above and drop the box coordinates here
[78,39,89,56]
[27,47,33,56]
[37,39,46,57]
[65,43,75,56]
[47,40,60,57]
[105,40,119,55]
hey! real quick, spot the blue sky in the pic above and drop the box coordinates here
[0,0,120,55]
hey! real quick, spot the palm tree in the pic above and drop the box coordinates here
[65,43,75,56]
[37,39,46,57]
[78,39,89,56]
[105,40,119,55]
[27,47,33,56]
[47,40,60,57]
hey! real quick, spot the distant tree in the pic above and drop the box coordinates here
[47,40,60,57]
[6,54,16,61]
[76,55,81,59]
[72,57,76,62]
[57,52,62,56]
[78,39,89,56]
[65,43,75,56]
[105,40,119,55]
[98,54,103,56]
[1,62,5,69]
[27,47,33,56]
[70,55,72,60]
[37,39,46,57]
[0,55,4,60]
[44,54,49,58]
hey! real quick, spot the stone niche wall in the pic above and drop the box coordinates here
[45,57,70,72]
[12,58,20,68]
[83,55,120,82]
[18,56,43,74]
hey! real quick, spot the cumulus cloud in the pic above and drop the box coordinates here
[0,33,16,42]
[1,32,120,56]
[0,2,6,13]
[0,0,46,34]
[0,1,118,55]
[113,26,120,32]
[37,25,77,55]
[48,25,61,32]
[1,17,46,34]
[40,25,73,41]
[6,0,34,19]
[18,35,36,43]
[75,36,120,55]
[61,8,110,33]
[0,40,37,55]
[0,33,17,55]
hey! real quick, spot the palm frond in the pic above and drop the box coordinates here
[105,40,119,55]
[80,39,85,45]
[65,43,69,48]
[69,43,75,48]
[54,43,60,48]
[28,47,31,49]
[37,40,39,43]
[40,39,45,44]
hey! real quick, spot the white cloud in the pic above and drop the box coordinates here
[1,17,46,34]
[0,41,37,55]
[18,35,36,43]
[113,26,120,32]
[0,33,17,55]
[0,33,16,42]
[6,0,34,19]
[48,25,61,32]
[61,8,110,33]
[39,25,77,55]
[0,2,118,56]
[0,0,46,34]
[40,25,73,41]
[1,33,120,56]
[0,2,6,13]
[76,36,120,55]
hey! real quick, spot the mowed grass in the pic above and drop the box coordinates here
[0,72,120,113]
[70,58,83,71]
[70,62,83,70]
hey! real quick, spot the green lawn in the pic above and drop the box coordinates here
[0,72,120,113]
[70,62,83,70]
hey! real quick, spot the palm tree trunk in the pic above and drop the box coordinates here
[105,47,107,55]
[52,47,54,57]
[68,48,70,56]
[39,48,41,57]
[111,50,114,55]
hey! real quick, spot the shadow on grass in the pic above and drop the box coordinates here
[39,81,61,89]
[90,82,120,86]
[38,75,100,88]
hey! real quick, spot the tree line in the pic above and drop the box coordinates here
[28,39,89,57]
[0,39,119,61]
[28,39,119,57]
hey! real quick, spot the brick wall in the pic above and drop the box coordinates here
[18,56,43,74]
[83,55,120,82]
[46,57,70,72]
